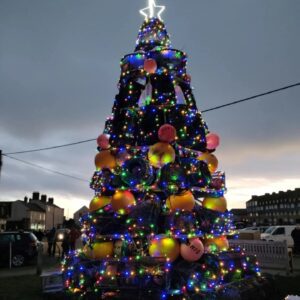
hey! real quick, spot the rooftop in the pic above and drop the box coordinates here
[15,200,45,212]
[25,202,45,212]
[248,188,300,202]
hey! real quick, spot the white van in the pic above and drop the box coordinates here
[261,225,296,247]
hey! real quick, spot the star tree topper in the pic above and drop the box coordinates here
[140,0,166,20]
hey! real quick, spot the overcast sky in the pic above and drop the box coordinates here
[1,0,299,218]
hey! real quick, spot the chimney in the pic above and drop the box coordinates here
[32,192,40,201]
[48,198,54,205]
[24,197,28,204]
[41,194,47,203]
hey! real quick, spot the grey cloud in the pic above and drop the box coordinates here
[1,0,300,215]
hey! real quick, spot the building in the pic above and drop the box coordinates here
[0,202,11,231]
[0,192,64,231]
[230,209,248,224]
[74,206,89,225]
[30,192,64,230]
[246,188,300,226]
[2,198,46,231]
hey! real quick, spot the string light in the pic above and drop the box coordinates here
[62,2,260,299]
[140,0,166,20]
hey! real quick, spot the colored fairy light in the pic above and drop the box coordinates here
[62,1,261,298]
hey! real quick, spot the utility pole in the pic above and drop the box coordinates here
[0,150,3,175]
[53,208,55,228]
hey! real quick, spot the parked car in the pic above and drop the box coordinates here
[234,222,247,230]
[261,225,296,247]
[0,231,41,267]
[238,226,269,234]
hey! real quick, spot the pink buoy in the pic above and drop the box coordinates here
[158,124,177,143]
[206,133,220,150]
[144,59,157,74]
[97,134,110,149]
[180,238,204,262]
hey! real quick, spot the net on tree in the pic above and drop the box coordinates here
[62,2,260,299]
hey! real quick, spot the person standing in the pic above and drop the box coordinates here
[61,230,70,259]
[47,227,56,256]
[291,224,300,254]
[69,227,80,251]
[36,229,44,241]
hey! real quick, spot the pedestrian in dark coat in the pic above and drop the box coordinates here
[47,227,56,256]
[69,227,80,251]
[291,224,300,254]
[36,230,44,241]
[61,231,70,258]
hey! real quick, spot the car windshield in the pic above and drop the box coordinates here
[240,228,248,231]
[241,227,255,231]
[265,226,275,234]
[29,233,38,241]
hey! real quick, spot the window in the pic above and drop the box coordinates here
[265,227,275,234]
[273,227,285,235]
[0,234,15,244]
[28,233,38,241]
[15,234,21,241]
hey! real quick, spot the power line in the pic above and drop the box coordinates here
[202,82,300,113]
[2,154,89,183]
[3,82,300,156]
[4,138,96,155]
[1,81,299,183]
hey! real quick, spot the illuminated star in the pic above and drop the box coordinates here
[140,0,166,20]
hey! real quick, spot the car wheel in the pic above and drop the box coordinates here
[12,254,25,267]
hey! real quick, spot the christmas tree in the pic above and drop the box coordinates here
[63,1,260,298]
